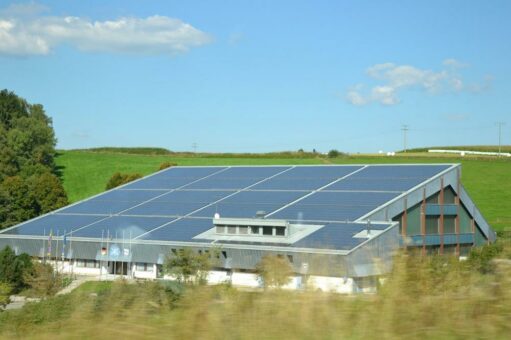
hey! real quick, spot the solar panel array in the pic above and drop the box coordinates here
[1,164,452,250]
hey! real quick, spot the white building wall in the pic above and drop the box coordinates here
[231,272,263,288]
[307,275,355,294]
[207,270,231,284]
[133,264,157,279]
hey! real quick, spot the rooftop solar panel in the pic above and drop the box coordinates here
[71,216,175,239]
[270,191,400,221]
[182,166,291,190]
[2,214,106,236]
[292,223,373,250]
[138,218,213,242]
[251,166,363,190]
[0,164,453,252]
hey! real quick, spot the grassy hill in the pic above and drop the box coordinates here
[55,149,511,232]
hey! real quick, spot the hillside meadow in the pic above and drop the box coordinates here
[55,150,511,232]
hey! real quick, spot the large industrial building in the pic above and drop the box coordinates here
[0,164,496,293]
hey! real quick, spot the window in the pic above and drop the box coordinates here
[76,259,85,267]
[86,260,98,268]
[227,226,237,234]
[444,216,456,234]
[251,226,260,235]
[276,227,286,236]
[287,255,294,263]
[239,226,248,234]
[136,263,153,272]
[263,227,273,236]
[216,226,225,234]
[425,217,439,234]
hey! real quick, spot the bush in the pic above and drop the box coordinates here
[0,246,33,293]
[105,172,143,190]
[23,262,62,297]
[0,282,11,309]
[159,162,177,171]
[467,242,504,274]
[163,248,213,285]
[327,149,340,158]
[256,255,293,288]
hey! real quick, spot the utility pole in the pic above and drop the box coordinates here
[401,125,409,152]
[495,122,505,156]
[192,142,197,154]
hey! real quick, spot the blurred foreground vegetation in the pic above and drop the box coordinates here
[1,240,511,339]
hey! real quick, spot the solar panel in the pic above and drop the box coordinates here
[59,189,169,215]
[122,167,228,189]
[2,214,106,236]
[191,190,308,218]
[123,202,210,217]
[138,218,213,242]
[71,216,175,238]
[151,190,233,203]
[0,164,452,252]
[271,191,400,221]
[182,166,291,190]
[251,166,363,190]
[292,223,371,250]
[324,165,449,192]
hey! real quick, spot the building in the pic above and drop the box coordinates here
[0,164,496,293]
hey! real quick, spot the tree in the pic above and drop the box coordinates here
[24,261,62,296]
[256,255,293,289]
[163,248,212,284]
[0,89,67,229]
[105,172,143,190]
[28,172,68,214]
[0,176,38,229]
[0,246,34,292]
[0,282,11,309]
[327,149,340,158]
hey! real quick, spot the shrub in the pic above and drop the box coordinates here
[327,149,340,158]
[0,246,33,292]
[0,282,11,309]
[256,255,293,288]
[159,162,177,171]
[23,262,62,297]
[163,248,213,285]
[105,172,142,190]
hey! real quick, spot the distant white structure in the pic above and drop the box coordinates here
[428,149,511,157]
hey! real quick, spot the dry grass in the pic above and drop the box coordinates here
[2,244,511,339]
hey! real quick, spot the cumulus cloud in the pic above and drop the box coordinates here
[0,3,212,56]
[346,59,491,106]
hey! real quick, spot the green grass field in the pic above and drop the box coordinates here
[55,150,511,231]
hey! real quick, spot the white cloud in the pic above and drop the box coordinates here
[0,4,212,56]
[346,59,491,106]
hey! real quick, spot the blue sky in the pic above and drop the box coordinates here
[1,1,510,153]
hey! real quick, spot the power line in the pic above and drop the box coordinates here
[401,125,409,152]
[495,122,506,156]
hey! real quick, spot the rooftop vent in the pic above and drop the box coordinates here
[255,211,266,219]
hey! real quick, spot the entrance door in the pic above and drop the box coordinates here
[109,262,128,275]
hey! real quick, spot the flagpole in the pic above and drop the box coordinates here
[42,228,46,264]
[70,229,74,278]
[106,229,110,281]
[55,230,59,276]
[100,229,104,280]
[62,229,66,274]
[130,230,132,279]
